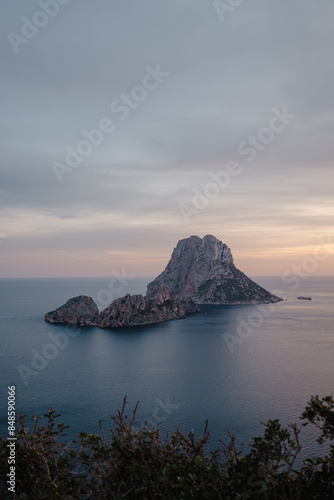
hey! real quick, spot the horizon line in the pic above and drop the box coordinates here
[1,275,334,280]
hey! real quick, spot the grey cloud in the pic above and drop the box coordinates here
[1,0,334,276]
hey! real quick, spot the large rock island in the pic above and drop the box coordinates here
[45,235,282,328]
[147,235,282,305]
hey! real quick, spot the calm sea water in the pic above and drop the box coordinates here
[0,276,333,462]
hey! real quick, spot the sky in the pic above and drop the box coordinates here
[1,0,334,278]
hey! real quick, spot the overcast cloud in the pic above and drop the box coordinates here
[1,0,333,277]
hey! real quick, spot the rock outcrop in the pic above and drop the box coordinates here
[45,287,198,328]
[146,235,282,305]
[45,234,282,328]
[45,295,99,326]
[297,296,312,301]
[98,285,198,328]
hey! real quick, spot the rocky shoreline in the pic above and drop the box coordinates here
[45,288,199,329]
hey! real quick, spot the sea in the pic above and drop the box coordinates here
[0,276,333,463]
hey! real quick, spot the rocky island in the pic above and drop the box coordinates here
[147,235,282,305]
[45,235,282,328]
[45,295,99,326]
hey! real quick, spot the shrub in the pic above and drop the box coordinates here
[0,395,333,499]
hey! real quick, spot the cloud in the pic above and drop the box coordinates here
[0,0,333,276]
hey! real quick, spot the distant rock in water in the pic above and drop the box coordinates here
[45,295,99,326]
[98,285,198,328]
[297,296,312,301]
[45,234,282,329]
[147,235,282,305]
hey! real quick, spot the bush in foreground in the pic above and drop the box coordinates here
[0,395,333,499]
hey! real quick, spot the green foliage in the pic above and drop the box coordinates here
[0,395,333,499]
[301,394,334,444]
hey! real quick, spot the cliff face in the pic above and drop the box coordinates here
[98,285,198,328]
[146,235,282,305]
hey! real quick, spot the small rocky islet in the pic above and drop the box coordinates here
[45,235,283,328]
